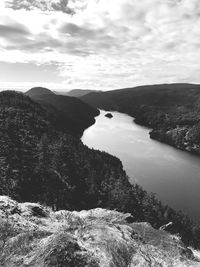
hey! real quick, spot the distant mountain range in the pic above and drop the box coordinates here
[64,89,95,97]
[80,83,200,154]
[56,89,101,97]
[26,87,100,137]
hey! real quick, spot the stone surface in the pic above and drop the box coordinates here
[0,196,199,266]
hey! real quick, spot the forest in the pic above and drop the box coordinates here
[26,87,100,137]
[1,90,200,248]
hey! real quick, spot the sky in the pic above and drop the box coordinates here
[0,0,200,91]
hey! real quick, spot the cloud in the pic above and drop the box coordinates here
[60,23,103,38]
[51,0,74,14]
[5,0,74,14]
[0,18,31,49]
[0,23,29,37]
[1,0,200,90]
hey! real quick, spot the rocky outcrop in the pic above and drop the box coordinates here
[0,196,199,266]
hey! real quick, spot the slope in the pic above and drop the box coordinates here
[25,87,55,97]
[26,87,100,136]
[65,89,94,97]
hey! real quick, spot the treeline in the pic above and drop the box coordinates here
[0,91,200,248]
[25,87,100,137]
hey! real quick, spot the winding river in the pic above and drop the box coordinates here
[82,110,200,221]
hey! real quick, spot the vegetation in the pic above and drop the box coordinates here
[0,199,197,266]
[26,87,100,137]
[80,83,200,153]
[64,89,95,97]
[1,90,200,249]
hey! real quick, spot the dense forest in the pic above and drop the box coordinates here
[81,83,200,154]
[26,87,100,137]
[1,90,200,249]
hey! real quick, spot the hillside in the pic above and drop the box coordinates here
[0,196,199,267]
[26,87,55,97]
[80,83,200,154]
[56,89,102,97]
[1,91,200,250]
[65,89,94,97]
[26,87,100,137]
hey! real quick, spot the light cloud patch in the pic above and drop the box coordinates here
[0,23,29,37]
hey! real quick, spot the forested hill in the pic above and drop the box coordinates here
[65,89,94,97]
[80,83,200,154]
[1,90,200,248]
[25,87,54,97]
[26,87,100,137]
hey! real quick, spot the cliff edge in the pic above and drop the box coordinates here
[0,196,199,267]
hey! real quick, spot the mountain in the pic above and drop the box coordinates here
[0,91,133,211]
[26,87,55,97]
[65,89,94,97]
[80,83,200,154]
[1,90,200,248]
[0,196,198,266]
[56,89,102,97]
[25,87,100,137]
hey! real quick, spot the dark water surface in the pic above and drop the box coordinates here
[82,110,200,221]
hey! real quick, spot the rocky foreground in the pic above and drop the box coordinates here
[0,196,199,267]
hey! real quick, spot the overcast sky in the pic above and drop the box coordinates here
[0,0,200,91]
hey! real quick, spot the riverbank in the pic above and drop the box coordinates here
[133,117,200,156]
[149,127,200,155]
[82,110,200,221]
[80,83,200,157]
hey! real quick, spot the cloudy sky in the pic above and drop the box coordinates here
[0,0,200,91]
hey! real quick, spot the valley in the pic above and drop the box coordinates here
[80,83,200,155]
[0,88,200,250]
[82,110,200,221]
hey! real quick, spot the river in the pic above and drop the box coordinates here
[82,110,200,221]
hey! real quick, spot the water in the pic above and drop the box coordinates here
[82,110,200,221]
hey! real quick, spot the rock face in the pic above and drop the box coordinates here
[0,196,199,267]
[105,113,113,119]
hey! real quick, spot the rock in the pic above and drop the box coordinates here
[29,233,99,267]
[31,206,48,218]
[10,206,21,215]
[105,113,113,118]
[159,222,173,231]
[0,196,18,211]
[19,202,49,217]
[0,196,199,267]
[125,215,135,223]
